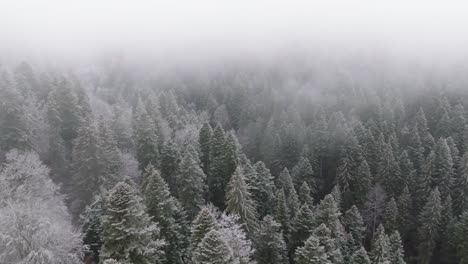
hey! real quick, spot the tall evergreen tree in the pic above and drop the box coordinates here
[275,188,292,237]
[354,159,373,206]
[226,166,259,233]
[291,156,315,192]
[313,223,344,264]
[255,215,289,264]
[192,229,234,264]
[388,231,406,264]
[370,224,390,264]
[143,165,189,264]
[191,207,219,252]
[133,99,159,171]
[160,140,180,194]
[100,181,165,264]
[396,186,413,239]
[417,188,442,264]
[455,151,468,214]
[350,247,371,264]
[290,202,316,252]
[294,234,330,264]
[344,205,366,251]
[383,197,399,234]
[199,122,213,174]
[454,211,468,264]
[252,161,276,217]
[177,146,207,218]
[298,181,313,205]
[278,168,300,218]
[432,138,453,196]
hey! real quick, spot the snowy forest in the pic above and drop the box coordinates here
[2,53,468,264]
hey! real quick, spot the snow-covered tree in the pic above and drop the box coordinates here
[255,215,289,264]
[100,181,165,264]
[219,213,256,264]
[191,207,219,251]
[192,229,234,264]
[294,233,330,264]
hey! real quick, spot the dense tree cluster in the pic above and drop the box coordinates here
[2,59,468,264]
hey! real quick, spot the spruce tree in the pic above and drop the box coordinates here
[192,229,234,264]
[275,188,291,237]
[133,99,159,171]
[299,181,313,205]
[370,224,390,264]
[433,138,453,196]
[294,234,330,264]
[177,146,207,218]
[454,211,468,264]
[450,104,467,148]
[278,168,300,217]
[417,188,442,264]
[383,197,398,233]
[226,166,259,233]
[354,159,372,206]
[414,151,435,209]
[143,165,189,264]
[290,202,316,252]
[399,151,416,190]
[313,223,344,264]
[252,161,276,217]
[455,151,468,214]
[100,181,165,264]
[396,186,413,239]
[388,231,406,264]
[191,207,219,252]
[337,153,353,207]
[344,205,366,250]
[378,142,402,196]
[81,196,104,263]
[408,124,425,176]
[350,247,371,264]
[160,140,180,194]
[199,122,213,174]
[292,156,315,192]
[255,215,289,264]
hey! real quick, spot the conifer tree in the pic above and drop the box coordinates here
[290,202,316,252]
[295,234,330,264]
[354,159,373,206]
[143,165,189,264]
[438,195,457,264]
[278,168,300,217]
[414,151,435,209]
[81,196,104,263]
[275,188,291,237]
[313,223,344,264]
[337,153,353,207]
[417,188,442,264]
[344,205,366,250]
[350,247,371,264]
[133,99,159,171]
[199,122,213,174]
[454,211,468,264]
[292,156,315,192]
[226,166,259,233]
[316,194,343,238]
[192,229,234,264]
[160,140,179,194]
[299,181,313,205]
[191,207,219,252]
[218,213,256,264]
[378,142,402,196]
[100,181,165,264]
[370,224,390,264]
[455,151,468,214]
[255,215,289,264]
[450,104,467,148]
[408,124,425,175]
[433,138,453,196]
[383,197,398,233]
[415,107,434,153]
[177,146,207,218]
[399,151,416,190]
[388,231,406,264]
[252,161,276,217]
[396,186,413,238]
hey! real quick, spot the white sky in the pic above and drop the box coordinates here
[1,1,468,61]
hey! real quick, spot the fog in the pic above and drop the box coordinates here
[2,1,468,65]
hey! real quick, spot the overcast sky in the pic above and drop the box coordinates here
[1,1,468,63]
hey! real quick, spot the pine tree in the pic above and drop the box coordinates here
[252,161,276,217]
[417,188,442,264]
[383,197,398,233]
[294,234,330,264]
[192,229,234,264]
[97,117,122,183]
[436,112,451,138]
[100,181,165,264]
[191,207,219,251]
[275,188,291,237]
[337,153,353,207]
[81,196,104,263]
[454,211,468,264]
[199,122,213,174]
[354,159,373,206]
[370,224,390,264]
[388,231,406,264]
[292,156,315,192]
[160,140,180,194]
[299,181,313,205]
[363,184,387,237]
[177,146,207,218]
[226,166,259,233]
[255,215,289,264]
[316,194,343,238]
[450,104,467,148]
[438,195,457,264]
[378,142,402,196]
[313,223,344,264]
[350,247,371,264]
[208,124,231,208]
[455,151,468,214]
[344,205,366,250]
[415,107,434,153]
[290,202,316,252]
[218,213,256,264]
[408,124,425,176]
[278,168,300,218]
[133,99,159,171]
[0,71,30,151]
[143,165,189,264]
[399,151,416,190]
[433,138,453,196]
[414,151,435,209]
[396,186,413,239]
